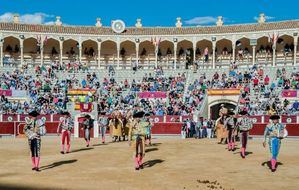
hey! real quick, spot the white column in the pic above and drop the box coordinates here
[193,43,196,63]
[294,37,298,65]
[40,40,44,66]
[212,42,216,69]
[0,43,3,67]
[136,42,139,67]
[155,46,158,68]
[174,43,177,69]
[79,43,82,63]
[117,42,120,68]
[252,45,256,66]
[232,42,236,62]
[272,44,276,66]
[59,40,63,64]
[20,39,24,65]
[97,41,101,69]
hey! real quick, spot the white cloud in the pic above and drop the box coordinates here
[254,15,275,21]
[185,16,218,25]
[44,21,55,25]
[0,12,55,24]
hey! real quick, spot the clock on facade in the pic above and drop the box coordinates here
[112,20,126,33]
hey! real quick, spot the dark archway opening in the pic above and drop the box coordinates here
[210,103,236,120]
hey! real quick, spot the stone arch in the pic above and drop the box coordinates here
[44,38,60,60]
[120,40,136,60]
[257,36,271,53]
[196,39,212,61]
[3,36,20,56]
[82,39,98,62]
[208,100,237,120]
[177,40,193,64]
[236,37,251,54]
[215,38,233,60]
[139,40,154,56]
[74,113,98,138]
[23,37,38,55]
[101,40,117,66]
[63,39,79,60]
[159,40,174,56]
[276,34,294,56]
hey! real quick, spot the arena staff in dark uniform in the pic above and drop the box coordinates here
[98,112,109,144]
[144,113,153,146]
[128,111,147,170]
[236,110,253,158]
[82,115,93,147]
[263,115,288,172]
[23,110,46,172]
[224,110,236,151]
[57,111,73,154]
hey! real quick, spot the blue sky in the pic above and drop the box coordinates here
[0,0,298,26]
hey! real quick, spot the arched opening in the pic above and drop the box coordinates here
[23,37,39,62]
[43,38,60,62]
[216,39,232,62]
[235,37,251,63]
[82,40,97,63]
[276,35,294,59]
[74,113,98,138]
[210,102,236,120]
[3,36,20,65]
[120,40,136,66]
[101,40,117,66]
[177,40,193,68]
[159,40,174,67]
[257,36,272,62]
[63,39,79,62]
[139,40,155,65]
[196,39,212,63]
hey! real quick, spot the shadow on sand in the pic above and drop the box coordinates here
[150,143,162,147]
[233,151,253,156]
[92,143,109,147]
[71,147,94,153]
[0,184,57,190]
[143,159,164,168]
[40,159,77,171]
[145,148,158,153]
[261,161,283,170]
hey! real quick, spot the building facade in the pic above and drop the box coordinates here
[0,14,298,69]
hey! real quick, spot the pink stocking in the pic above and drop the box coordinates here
[31,157,36,168]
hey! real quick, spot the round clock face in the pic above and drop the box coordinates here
[112,20,126,33]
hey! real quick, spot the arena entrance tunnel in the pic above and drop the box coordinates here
[74,113,98,138]
[209,103,236,120]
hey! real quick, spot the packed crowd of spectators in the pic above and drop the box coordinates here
[237,66,299,115]
[0,63,298,117]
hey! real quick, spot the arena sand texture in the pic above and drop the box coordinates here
[0,137,298,190]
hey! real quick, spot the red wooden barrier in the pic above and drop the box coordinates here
[53,114,64,121]
[249,115,262,123]
[281,115,297,124]
[152,123,182,134]
[165,115,180,123]
[0,122,15,135]
[149,116,164,123]
[2,114,18,122]
[250,124,267,136]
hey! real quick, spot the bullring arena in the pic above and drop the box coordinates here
[1,1,299,189]
[0,137,298,190]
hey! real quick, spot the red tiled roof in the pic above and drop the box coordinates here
[0,20,298,35]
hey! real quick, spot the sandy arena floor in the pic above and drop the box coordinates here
[0,136,298,190]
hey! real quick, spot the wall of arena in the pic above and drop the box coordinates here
[0,114,299,137]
